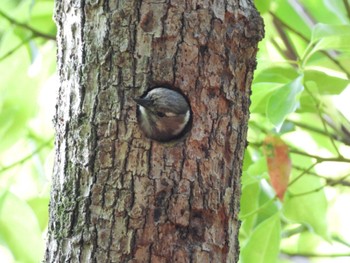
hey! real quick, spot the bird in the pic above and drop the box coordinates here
[134,87,191,142]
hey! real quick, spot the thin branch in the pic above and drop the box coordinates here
[343,0,350,20]
[282,225,307,238]
[289,119,349,146]
[293,165,350,187]
[289,0,347,71]
[289,172,350,197]
[270,38,290,60]
[0,36,33,62]
[0,138,53,174]
[271,15,299,61]
[288,162,318,187]
[0,9,56,41]
[333,235,350,248]
[239,197,278,219]
[282,250,350,258]
[269,11,350,78]
[289,184,325,197]
[322,52,350,78]
[304,86,343,157]
[326,173,350,187]
[249,122,350,162]
[288,0,316,28]
[250,140,350,163]
[289,148,350,163]
[269,11,309,42]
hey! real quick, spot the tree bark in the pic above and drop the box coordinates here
[45,0,263,262]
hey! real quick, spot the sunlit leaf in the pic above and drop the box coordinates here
[304,69,349,95]
[266,76,304,130]
[241,213,281,263]
[272,0,311,40]
[29,1,56,35]
[0,191,44,263]
[313,36,350,53]
[283,156,329,241]
[253,66,299,84]
[323,0,349,23]
[240,182,260,239]
[255,192,279,225]
[311,24,350,44]
[251,83,284,114]
[254,0,272,14]
[27,196,49,231]
[303,24,350,64]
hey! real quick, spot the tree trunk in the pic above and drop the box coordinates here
[45,0,263,262]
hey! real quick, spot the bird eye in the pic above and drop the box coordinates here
[156,111,165,117]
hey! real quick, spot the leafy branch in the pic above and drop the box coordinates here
[293,165,350,187]
[281,232,350,257]
[343,0,350,20]
[288,162,318,187]
[0,9,56,41]
[0,36,33,62]
[282,250,350,258]
[269,10,350,78]
[281,225,307,238]
[304,86,344,157]
[0,138,53,174]
[288,119,350,146]
[239,197,278,219]
[288,148,350,163]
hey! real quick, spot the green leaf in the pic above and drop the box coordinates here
[306,51,350,77]
[313,35,350,53]
[253,67,299,84]
[324,0,349,23]
[283,156,329,241]
[270,0,312,41]
[254,0,272,14]
[244,157,268,185]
[283,192,329,241]
[266,76,304,130]
[0,191,44,263]
[27,196,49,231]
[251,83,283,114]
[287,112,340,156]
[256,190,279,225]
[242,150,253,172]
[303,24,350,64]
[304,69,349,95]
[297,232,322,254]
[311,24,350,44]
[29,1,56,35]
[241,213,281,263]
[298,81,319,112]
[0,38,56,150]
[240,182,261,239]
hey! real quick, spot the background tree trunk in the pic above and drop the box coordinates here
[45,0,263,262]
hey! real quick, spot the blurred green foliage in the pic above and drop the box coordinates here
[241,0,350,262]
[0,0,55,262]
[1,0,350,262]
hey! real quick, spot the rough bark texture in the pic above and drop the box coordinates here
[46,0,263,262]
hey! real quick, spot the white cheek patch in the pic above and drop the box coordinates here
[173,110,190,135]
[139,105,147,116]
[165,112,177,117]
[138,105,153,135]
[184,110,190,124]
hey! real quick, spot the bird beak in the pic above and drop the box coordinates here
[133,97,153,108]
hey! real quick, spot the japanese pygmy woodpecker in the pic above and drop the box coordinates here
[134,87,191,142]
